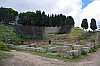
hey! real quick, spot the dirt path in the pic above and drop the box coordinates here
[1,49,100,66]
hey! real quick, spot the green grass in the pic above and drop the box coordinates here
[0,51,13,59]
[17,50,69,61]
[0,23,20,40]
[52,27,86,42]
[67,27,86,39]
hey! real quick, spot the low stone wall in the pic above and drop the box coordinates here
[44,27,61,39]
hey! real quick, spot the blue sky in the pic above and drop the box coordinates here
[82,0,93,9]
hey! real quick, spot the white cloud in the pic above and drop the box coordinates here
[0,0,100,28]
[0,0,58,13]
[53,0,82,14]
[77,0,100,27]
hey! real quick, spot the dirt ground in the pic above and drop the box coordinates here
[0,49,100,66]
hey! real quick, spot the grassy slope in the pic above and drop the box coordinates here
[54,27,86,40]
[54,27,97,44]
[67,27,86,39]
[0,24,20,40]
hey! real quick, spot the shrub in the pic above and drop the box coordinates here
[93,46,98,49]
[98,46,100,48]
[91,47,96,52]
[68,47,73,51]
[0,42,10,51]
[81,50,87,55]
[89,49,93,53]
[51,51,57,53]
[72,54,79,59]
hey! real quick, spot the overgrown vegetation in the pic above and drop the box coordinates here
[67,27,86,39]
[0,42,10,51]
[81,50,87,55]
[0,23,20,41]
[53,27,86,40]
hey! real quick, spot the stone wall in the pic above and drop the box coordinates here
[14,26,71,39]
[44,27,61,39]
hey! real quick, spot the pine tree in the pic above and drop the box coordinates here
[81,18,88,30]
[90,18,97,31]
[66,16,75,26]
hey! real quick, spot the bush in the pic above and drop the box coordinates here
[93,46,98,49]
[91,47,96,52]
[0,42,10,51]
[51,51,57,53]
[72,54,79,59]
[98,46,100,48]
[81,50,87,55]
[68,47,73,51]
[89,49,93,53]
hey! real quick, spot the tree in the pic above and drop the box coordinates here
[90,18,97,31]
[35,10,42,26]
[18,10,74,27]
[0,7,18,23]
[66,16,75,26]
[81,18,88,30]
[18,12,35,26]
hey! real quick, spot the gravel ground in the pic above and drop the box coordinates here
[0,49,100,66]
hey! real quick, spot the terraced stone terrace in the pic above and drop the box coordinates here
[9,39,98,59]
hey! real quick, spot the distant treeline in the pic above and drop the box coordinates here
[0,7,75,27]
[0,7,18,23]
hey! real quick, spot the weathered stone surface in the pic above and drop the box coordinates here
[82,47,90,52]
[73,45,83,51]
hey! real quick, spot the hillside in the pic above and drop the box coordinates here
[54,27,97,44]
[67,27,86,39]
[0,24,20,41]
[54,27,86,39]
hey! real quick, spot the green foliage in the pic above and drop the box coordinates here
[89,46,100,53]
[93,46,99,49]
[90,18,97,31]
[0,7,18,23]
[19,11,35,26]
[68,47,73,51]
[0,42,10,51]
[89,49,93,53]
[72,54,79,59]
[18,10,74,27]
[0,23,20,41]
[90,46,97,52]
[81,50,87,55]
[66,16,75,26]
[81,18,88,29]
[51,51,57,53]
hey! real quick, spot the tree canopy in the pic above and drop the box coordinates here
[0,7,75,27]
[81,18,88,30]
[0,7,18,23]
[90,18,97,31]
[66,16,75,26]
[18,10,74,27]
